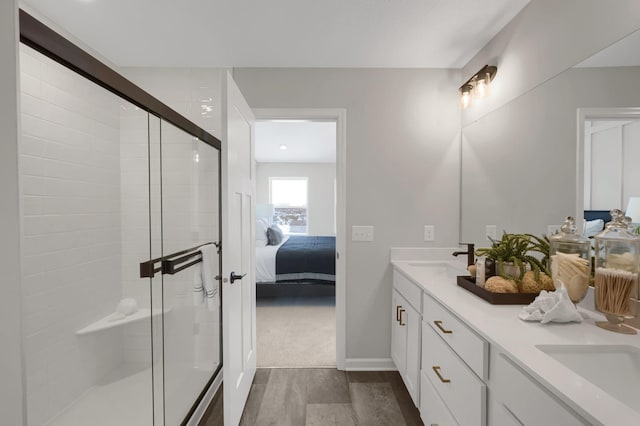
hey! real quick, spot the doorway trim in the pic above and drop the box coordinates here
[577,107,640,230]
[253,107,347,370]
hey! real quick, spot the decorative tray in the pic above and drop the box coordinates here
[456,275,538,305]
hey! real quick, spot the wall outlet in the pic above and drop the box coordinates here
[424,225,435,241]
[352,225,374,241]
[486,225,497,241]
[547,225,561,236]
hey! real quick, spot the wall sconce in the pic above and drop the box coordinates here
[459,64,497,109]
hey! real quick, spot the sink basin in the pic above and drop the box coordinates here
[536,344,640,413]
[406,261,466,278]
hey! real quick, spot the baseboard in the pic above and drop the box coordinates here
[344,358,396,371]
[186,369,223,426]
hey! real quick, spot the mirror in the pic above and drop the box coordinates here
[461,28,640,246]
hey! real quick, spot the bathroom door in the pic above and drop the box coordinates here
[221,71,256,425]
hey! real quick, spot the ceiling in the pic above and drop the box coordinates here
[255,121,336,163]
[23,0,529,68]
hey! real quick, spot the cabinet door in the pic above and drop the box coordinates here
[492,353,586,426]
[421,371,458,426]
[404,303,421,406]
[391,290,407,375]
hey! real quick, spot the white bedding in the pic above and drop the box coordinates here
[255,236,289,283]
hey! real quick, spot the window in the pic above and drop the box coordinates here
[270,177,308,234]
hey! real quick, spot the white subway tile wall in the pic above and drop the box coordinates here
[19,45,126,425]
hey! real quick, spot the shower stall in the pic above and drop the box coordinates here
[19,11,222,425]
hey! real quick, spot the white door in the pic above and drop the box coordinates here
[222,71,256,425]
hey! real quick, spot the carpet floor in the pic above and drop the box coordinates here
[257,295,336,368]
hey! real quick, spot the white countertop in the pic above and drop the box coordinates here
[390,248,640,426]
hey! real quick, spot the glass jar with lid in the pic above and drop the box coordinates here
[593,209,640,334]
[549,216,591,303]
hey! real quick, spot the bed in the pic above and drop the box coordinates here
[583,210,611,237]
[256,235,336,283]
[255,225,336,297]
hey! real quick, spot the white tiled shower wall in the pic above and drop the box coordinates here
[19,45,123,425]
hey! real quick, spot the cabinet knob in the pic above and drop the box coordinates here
[396,305,402,322]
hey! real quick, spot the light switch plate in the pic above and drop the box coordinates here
[352,225,374,241]
[424,225,435,241]
[486,225,497,241]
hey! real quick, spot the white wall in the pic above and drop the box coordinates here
[256,162,336,235]
[0,1,24,424]
[234,68,461,361]
[461,0,640,126]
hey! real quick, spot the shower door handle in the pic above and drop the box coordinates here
[230,272,246,284]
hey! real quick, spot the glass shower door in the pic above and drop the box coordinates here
[158,119,222,425]
[19,41,160,425]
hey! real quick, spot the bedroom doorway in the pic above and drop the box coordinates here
[253,108,346,369]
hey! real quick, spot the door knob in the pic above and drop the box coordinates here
[230,272,246,284]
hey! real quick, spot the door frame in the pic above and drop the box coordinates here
[253,107,347,370]
[577,107,640,230]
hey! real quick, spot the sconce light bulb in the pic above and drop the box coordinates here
[475,79,487,99]
[460,90,471,109]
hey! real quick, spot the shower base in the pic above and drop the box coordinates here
[48,362,217,426]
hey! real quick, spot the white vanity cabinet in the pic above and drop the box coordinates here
[421,292,488,426]
[391,270,422,406]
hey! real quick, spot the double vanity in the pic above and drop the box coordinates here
[390,248,640,425]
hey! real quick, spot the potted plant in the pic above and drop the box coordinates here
[475,232,549,281]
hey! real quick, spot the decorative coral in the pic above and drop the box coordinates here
[485,276,518,293]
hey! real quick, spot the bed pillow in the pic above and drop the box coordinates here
[583,218,605,238]
[256,219,269,247]
[267,225,284,246]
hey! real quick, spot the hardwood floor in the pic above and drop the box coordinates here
[198,368,423,425]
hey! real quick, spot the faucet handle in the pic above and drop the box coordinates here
[457,242,475,267]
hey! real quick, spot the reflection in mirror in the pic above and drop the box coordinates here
[461,28,640,247]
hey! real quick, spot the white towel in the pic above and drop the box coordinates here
[200,243,219,311]
[518,288,583,324]
[193,261,204,306]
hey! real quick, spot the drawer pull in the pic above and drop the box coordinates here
[396,305,402,322]
[434,320,452,334]
[432,366,451,383]
[399,308,406,326]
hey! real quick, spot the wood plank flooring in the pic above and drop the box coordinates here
[199,368,423,425]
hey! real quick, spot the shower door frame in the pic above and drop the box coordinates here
[18,9,223,425]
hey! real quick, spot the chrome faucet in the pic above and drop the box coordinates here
[452,243,475,267]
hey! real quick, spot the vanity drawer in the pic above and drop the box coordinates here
[423,293,488,379]
[422,322,486,426]
[420,370,458,426]
[394,269,422,312]
[492,353,586,426]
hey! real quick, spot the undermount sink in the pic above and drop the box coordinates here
[536,344,640,413]
[406,261,466,278]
